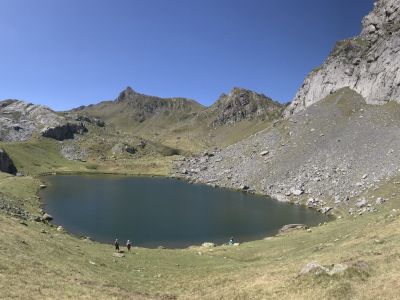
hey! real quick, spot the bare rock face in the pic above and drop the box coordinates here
[0,100,64,141]
[0,100,88,141]
[286,0,400,116]
[208,88,284,126]
[41,122,87,141]
[0,149,17,175]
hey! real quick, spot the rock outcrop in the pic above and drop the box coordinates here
[41,122,87,141]
[0,100,64,141]
[286,0,400,116]
[0,149,17,175]
[207,88,284,126]
[0,100,88,141]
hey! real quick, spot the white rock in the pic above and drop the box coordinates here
[292,189,304,196]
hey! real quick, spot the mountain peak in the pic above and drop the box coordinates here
[116,86,139,102]
[209,87,283,126]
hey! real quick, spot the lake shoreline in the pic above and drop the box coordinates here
[38,174,330,249]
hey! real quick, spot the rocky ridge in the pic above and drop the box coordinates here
[286,0,400,116]
[206,88,283,126]
[76,86,205,124]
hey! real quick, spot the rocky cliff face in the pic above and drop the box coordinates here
[0,100,88,141]
[286,0,400,116]
[207,88,284,126]
[0,149,17,175]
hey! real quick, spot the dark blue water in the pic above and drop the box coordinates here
[40,175,328,248]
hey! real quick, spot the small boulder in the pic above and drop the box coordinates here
[292,189,304,196]
[273,194,290,202]
[279,224,308,233]
[113,252,125,258]
[42,213,53,221]
[356,199,368,208]
[33,216,42,222]
[260,150,269,156]
[203,151,214,157]
[125,145,136,154]
[93,118,105,127]
[328,263,349,275]
[320,207,333,214]
[201,242,215,248]
[300,262,329,276]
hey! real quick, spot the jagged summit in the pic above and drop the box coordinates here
[286,0,400,116]
[208,87,284,126]
[116,86,139,101]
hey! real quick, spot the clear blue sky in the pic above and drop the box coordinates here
[0,0,374,110]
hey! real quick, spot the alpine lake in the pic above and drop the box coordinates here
[40,175,329,248]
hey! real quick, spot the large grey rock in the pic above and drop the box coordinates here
[0,99,88,142]
[41,122,87,141]
[0,149,17,175]
[285,0,400,116]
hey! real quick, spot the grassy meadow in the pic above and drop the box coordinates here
[1,138,400,299]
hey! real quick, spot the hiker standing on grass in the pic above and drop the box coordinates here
[126,240,132,251]
[114,238,120,252]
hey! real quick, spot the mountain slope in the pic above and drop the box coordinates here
[286,0,400,116]
[76,86,284,152]
[178,88,400,215]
